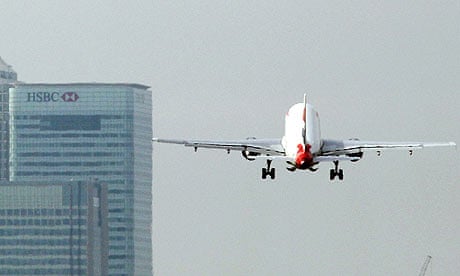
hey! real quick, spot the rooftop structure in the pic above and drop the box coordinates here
[0,57,17,84]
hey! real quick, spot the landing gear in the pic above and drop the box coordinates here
[329,161,344,181]
[262,159,276,180]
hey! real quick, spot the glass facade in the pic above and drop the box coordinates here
[8,83,152,275]
[0,181,107,275]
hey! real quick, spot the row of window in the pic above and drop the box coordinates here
[15,171,129,177]
[0,219,86,226]
[0,268,86,275]
[108,217,129,223]
[0,228,86,236]
[13,115,133,120]
[16,152,128,157]
[106,236,127,242]
[0,257,86,266]
[0,248,85,255]
[108,189,133,195]
[17,133,131,138]
[109,254,127,260]
[109,245,127,251]
[0,206,130,217]
[0,209,87,216]
[0,238,86,246]
[14,123,127,132]
[15,142,131,148]
[39,115,101,131]
[18,161,125,167]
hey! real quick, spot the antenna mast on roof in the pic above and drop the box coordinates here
[418,255,432,276]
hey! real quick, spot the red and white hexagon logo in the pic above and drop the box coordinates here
[61,92,79,102]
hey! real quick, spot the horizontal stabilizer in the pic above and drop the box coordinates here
[314,155,360,163]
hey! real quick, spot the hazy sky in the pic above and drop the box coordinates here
[2,1,459,275]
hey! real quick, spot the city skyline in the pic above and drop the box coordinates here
[1,1,459,275]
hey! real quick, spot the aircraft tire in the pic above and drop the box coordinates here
[338,169,344,180]
[262,168,267,180]
[330,169,336,181]
[270,168,276,179]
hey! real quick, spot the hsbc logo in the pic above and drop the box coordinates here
[27,92,79,103]
[61,92,79,102]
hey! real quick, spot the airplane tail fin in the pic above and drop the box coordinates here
[302,94,307,146]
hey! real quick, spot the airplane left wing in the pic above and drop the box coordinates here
[153,138,285,156]
[321,139,456,156]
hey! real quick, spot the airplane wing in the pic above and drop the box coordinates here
[321,139,456,156]
[153,138,286,156]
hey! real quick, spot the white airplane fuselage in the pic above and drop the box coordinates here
[282,102,321,169]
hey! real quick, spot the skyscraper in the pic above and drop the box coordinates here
[0,56,17,181]
[0,180,108,275]
[8,83,152,275]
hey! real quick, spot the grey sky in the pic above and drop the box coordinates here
[2,1,459,275]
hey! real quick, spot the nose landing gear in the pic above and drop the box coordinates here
[330,160,344,181]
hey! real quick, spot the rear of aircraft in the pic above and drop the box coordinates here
[282,97,321,158]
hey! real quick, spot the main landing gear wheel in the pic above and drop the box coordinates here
[329,161,344,181]
[262,159,276,180]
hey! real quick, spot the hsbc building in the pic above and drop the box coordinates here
[8,83,153,275]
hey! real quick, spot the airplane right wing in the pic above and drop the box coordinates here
[153,138,286,156]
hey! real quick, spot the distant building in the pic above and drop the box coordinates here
[9,83,153,275]
[0,56,17,181]
[0,180,108,275]
[0,57,17,84]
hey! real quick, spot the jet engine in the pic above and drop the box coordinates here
[241,137,260,161]
[242,150,260,161]
[346,138,363,162]
[346,151,364,162]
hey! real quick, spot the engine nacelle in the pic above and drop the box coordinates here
[242,150,260,161]
[347,138,363,162]
[346,151,364,162]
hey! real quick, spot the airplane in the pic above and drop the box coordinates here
[153,95,456,180]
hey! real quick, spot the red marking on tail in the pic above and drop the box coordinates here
[295,144,313,169]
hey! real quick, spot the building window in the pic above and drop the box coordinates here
[40,115,101,131]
